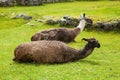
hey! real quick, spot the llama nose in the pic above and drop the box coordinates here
[97,43,100,48]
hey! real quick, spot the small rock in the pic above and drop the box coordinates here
[12,13,32,20]
[23,16,32,20]
[35,19,43,23]
[27,22,35,26]
[46,19,59,25]
[12,13,26,19]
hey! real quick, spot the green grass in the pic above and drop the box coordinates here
[0,1,120,80]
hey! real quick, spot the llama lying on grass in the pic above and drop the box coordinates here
[13,38,100,64]
[31,13,87,43]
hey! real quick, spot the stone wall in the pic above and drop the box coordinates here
[0,0,73,6]
[0,0,14,6]
[93,20,120,31]
[45,16,120,31]
[16,0,43,6]
[46,16,93,28]
[42,0,73,3]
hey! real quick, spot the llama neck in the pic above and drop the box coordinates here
[77,19,86,32]
[64,44,94,62]
[71,28,80,37]
[77,43,94,59]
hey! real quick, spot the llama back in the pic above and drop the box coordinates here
[31,28,76,42]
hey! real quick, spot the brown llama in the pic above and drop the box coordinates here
[13,38,100,64]
[31,13,87,43]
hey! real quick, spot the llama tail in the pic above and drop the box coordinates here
[13,47,18,61]
[77,13,86,32]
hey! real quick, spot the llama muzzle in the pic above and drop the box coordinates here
[97,43,100,48]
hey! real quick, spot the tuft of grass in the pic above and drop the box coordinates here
[0,1,120,80]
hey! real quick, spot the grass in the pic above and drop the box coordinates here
[0,1,120,80]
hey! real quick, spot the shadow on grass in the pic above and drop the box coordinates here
[11,59,100,66]
[12,61,43,66]
[79,59,100,65]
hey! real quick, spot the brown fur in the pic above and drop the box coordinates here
[31,28,80,43]
[13,38,100,64]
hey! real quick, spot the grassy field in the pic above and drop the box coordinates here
[0,1,120,80]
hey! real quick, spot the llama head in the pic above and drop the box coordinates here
[80,13,93,28]
[82,38,100,48]
[77,13,86,31]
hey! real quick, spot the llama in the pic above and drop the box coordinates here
[13,38,100,64]
[31,13,87,43]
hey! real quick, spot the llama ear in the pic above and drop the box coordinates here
[82,38,89,42]
[83,13,85,17]
[80,13,86,19]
